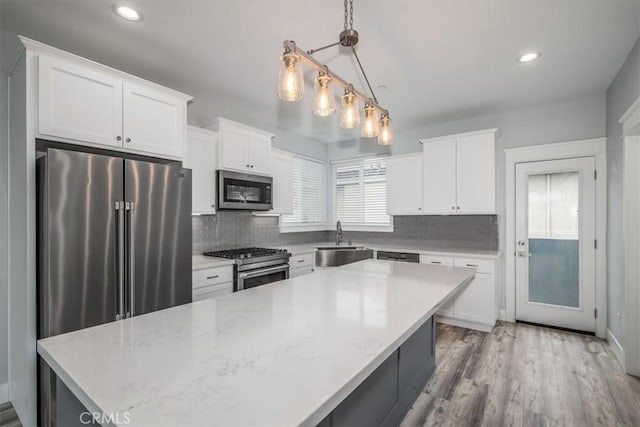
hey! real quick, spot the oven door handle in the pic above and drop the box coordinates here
[238,264,290,279]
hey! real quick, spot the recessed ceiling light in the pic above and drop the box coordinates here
[112,5,143,22]
[517,51,541,63]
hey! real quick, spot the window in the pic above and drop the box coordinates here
[332,157,391,230]
[528,172,579,239]
[281,156,326,226]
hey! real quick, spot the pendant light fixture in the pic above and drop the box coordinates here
[378,113,393,145]
[339,89,360,128]
[277,0,393,144]
[312,71,336,116]
[361,104,379,138]
[277,51,304,101]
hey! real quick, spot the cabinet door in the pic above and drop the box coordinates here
[219,122,250,172]
[456,134,495,213]
[270,151,293,214]
[422,139,457,214]
[185,128,217,214]
[122,82,185,159]
[247,132,272,175]
[387,154,423,215]
[38,54,123,148]
[453,273,494,325]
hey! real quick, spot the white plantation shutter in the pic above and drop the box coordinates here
[333,157,390,226]
[281,156,325,224]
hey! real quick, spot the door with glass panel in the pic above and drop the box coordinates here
[515,157,596,332]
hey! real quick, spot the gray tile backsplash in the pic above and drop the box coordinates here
[192,213,498,255]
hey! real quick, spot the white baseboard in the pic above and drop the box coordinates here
[607,328,625,369]
[0,382,8,404]
[435,316,495,333]
[498,309,507,321]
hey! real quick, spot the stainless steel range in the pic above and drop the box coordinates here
[203,247,291,291]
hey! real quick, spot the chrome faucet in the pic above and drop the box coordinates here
[336,220,343,246]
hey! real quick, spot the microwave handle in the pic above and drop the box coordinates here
[238,265,289,279]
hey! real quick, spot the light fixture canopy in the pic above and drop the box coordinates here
[340,89,360,128]
[313,71,336,116]
[378,114,393,145]
[361,103,379,138]
[278,0,393,143]
[277,50,304,101]
[518,51,541,63]
[112,5,143,21]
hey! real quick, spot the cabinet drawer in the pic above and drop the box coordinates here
[193,282,233,301]
[454,257,493,274]
[290,252,314,269]
[193,265,234,288]
[290,266,314,278]
[420,255,453,267]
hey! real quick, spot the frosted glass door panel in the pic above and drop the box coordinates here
[527,172,579,308]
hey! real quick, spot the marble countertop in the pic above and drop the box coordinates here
[37,260,474,427]
[192,254,235,270]
[282,242,501,259]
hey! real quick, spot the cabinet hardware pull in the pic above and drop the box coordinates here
[297,260,305,263]
[466,264,478,267]
[125,137,131,143]
[207,275,220,279]
[246,164,250,168]
[431,261,442,264]
[116,136,122,141]
[250,165,254,168]
[451,206,455,210]
[456,206,460,210]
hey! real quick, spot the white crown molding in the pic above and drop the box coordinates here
[17,35,193,102]
[419,128,499,144]
[619,97,640,137]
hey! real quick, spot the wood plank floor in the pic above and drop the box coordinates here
[0,402,21,427]
[401,321,640,427]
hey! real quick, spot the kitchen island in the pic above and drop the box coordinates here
[37,260,474,426]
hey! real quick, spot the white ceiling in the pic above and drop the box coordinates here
[2,0,639,143]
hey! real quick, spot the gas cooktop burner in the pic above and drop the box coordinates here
[203,247,288,260]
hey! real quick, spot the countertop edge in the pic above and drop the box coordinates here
[37,341,115,427]
[300,270,475,426]
[285,243,501,259]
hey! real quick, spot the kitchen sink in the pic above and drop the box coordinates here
[315,246,374,267]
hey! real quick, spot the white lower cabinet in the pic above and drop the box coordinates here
[420,254,497,332]
[290,252,315,278]
[192,264,234,301]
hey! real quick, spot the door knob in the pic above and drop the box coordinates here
[517,251,531,257]
[517,240,526,247]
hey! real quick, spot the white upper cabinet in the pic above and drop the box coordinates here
[217,118,273,175]
[387,153,423,215]
[456,133,495,214]
[270,150,294,214]
[422,139,457,214]
[38,54,123,149]
[35,48,191,160]
[247,132,272,174]
[421,129,497,215]
[185,127,217,215]
[122,82,186,159]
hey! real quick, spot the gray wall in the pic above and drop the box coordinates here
[0,19,9,398]
[328,93,606,312]
[193,213,498,254]
[606,37,640,343]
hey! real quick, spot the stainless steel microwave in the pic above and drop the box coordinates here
[217,170,273,211]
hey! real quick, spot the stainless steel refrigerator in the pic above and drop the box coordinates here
[37,148,192,426]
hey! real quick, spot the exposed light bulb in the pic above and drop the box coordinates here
[312,72,336,116]
[277,51,304,101]
[361,103,379,138]
[339,90,360,129]
[378,114,393,145]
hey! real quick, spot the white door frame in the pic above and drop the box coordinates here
[505,138,607,338]
[620,98,640,375]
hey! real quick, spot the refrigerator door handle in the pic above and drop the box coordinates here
[126,201,136,318]
[115,201,125,321]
